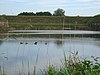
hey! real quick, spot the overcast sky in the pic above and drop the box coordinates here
[0,0,100,16]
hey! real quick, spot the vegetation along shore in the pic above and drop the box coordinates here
[0,14,100,31]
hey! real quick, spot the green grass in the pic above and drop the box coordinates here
[0,27,10,33]
[9,22,86,27]
[9,22,90,30]
[0,15,93,30]
[43,51,100,75]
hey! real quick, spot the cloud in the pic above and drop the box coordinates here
[0,0,99,16]
[76,0,93,2]
[25,0,64,7]
[6,0,29,3]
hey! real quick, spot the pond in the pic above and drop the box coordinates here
[0,30,100,75]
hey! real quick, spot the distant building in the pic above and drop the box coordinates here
[89,22,100,30]
[90,22,100,27]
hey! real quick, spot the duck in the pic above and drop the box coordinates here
[4,56,8,60]
[25,42,28,44]
[45,43,47,45]
[34,42,37,45]
[20,42,23,44]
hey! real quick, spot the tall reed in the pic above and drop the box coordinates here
[43,51,100,75]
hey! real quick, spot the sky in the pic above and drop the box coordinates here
[0,0,100,16]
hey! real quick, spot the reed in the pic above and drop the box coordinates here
[43,51,100,75]
[33,49,39,75]
[0,51,100,75]
[28,62,30,75]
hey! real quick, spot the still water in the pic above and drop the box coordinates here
[0,30,100,75]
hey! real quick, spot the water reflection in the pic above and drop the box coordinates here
[9,30,100,34]
[54,40,64,47]
[0,40,3,45]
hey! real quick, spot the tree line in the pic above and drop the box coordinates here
[18,12,52,16]
[18,8,65,16]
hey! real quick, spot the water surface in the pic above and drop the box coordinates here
[0,30,100,75]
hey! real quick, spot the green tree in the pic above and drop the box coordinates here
[18,12,36,16]
[36,12,52,16]
[53,8,65,16]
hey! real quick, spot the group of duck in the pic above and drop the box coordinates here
[20,42,47,45]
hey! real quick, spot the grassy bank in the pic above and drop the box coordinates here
[0,16,92,30]
[9,23,90,30]
[1,16,91,23]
